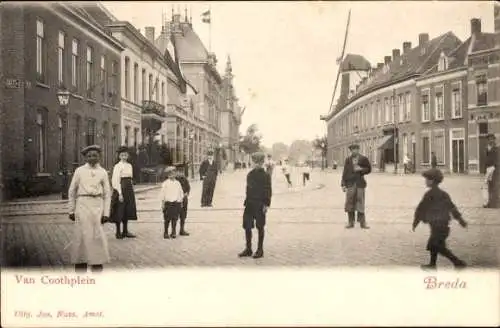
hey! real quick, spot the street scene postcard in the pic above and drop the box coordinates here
[1,1,499,327]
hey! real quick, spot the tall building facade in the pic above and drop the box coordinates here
[323,17,497,174]
[221,56,242,165]
[1,2,123,198]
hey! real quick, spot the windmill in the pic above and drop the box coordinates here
[322,9,351,119]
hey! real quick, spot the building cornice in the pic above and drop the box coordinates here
[415,67,467,86]
[55,3,124,51]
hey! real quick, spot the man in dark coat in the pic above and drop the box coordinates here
[199,150,218,207]
[175,163,191,236]
[239,152,272,259]
[484,133,499,208]
[341,143,372,229]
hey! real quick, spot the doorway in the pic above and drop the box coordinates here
[478,122,488,174]
[451,139,465,173]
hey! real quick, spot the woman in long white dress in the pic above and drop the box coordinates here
[67,145,111,272]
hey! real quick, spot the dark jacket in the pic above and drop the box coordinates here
[413,186,466,229]
[199,159,218,181]
[244,167,272,207]
[175,175,191,195]
[485,145,498,169]
[431,154,438,168]
[341,154,371,188]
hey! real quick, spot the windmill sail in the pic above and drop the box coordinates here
[328,9,351,115]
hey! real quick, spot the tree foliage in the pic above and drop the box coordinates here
[288,140,313,164]
[239,123,262,154]
[312,135,328,155]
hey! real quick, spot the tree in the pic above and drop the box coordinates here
[271,142,289,161]
[312,135,328,169]
[239,123,262,154]
[288,140,313,164]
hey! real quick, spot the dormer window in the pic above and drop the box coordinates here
[438,52,448,71]
[383,65,389,74]
[420,47,426,56]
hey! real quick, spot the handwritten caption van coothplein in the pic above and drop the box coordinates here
[15,274,96,287]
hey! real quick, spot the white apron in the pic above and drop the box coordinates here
[70,196,110,265]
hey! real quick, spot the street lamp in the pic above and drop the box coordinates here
[57,88,70,200]
[189,130,195,179]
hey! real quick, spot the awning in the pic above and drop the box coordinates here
[377,135,394,150]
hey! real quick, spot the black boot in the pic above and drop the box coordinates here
[115,222,123,239]
[170,220,177,239]
[239,229,253,257]
[122,220,136,238]
[91,264,103,272]
[75,263,88,273]
[163,221,170,239]
[439,248,467,269]
[358,212,370,229]
[179,219,190,236]
[253,228,265,259]
[345,212,355,229]
[421,250,437,270]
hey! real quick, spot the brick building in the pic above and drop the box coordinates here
[1,2,123,198]
[322,16,498,174]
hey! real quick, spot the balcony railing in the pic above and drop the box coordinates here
[142,100,166,118]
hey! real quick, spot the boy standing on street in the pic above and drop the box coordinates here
[175,163,191,236]
[160,167,184,239]
[413,168,468,270]
[302,163,311,186]
[239,152,272,259]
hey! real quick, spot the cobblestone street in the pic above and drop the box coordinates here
[1,169,499,268]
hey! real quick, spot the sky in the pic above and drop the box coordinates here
[103,1,494,148]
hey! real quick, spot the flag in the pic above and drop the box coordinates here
[201,9,210,23]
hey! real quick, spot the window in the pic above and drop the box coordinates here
[435,90,444,120]
[377,100,382,126]
[476,76,487,106]
[402,134,408,157]
[390,96,395,123]
[161,81,165,105]
[86,118,96,146]
[111,61,118,106]
[384,98,390,123]
[124,57,130,100]
[86,46,93,94]
[102,121,108,168]
[405,92,411,121]
[398,94,404,122]
[72,115,81,163]
[451,85,462,118]
[141,69,146,102]
[72,39,79,87]
[111,124,118,156]
[421,132,430,164]
[99,56,107,100]
[155,78,160,102]
[433,130,445,164]
[58,31,65,85]
[36,19,45,81]
[421,92,430,122]
[125,126,130,146]
[133,63,139,103]
[438,55,448,71]
[36,110,46,172]
[371,102,375,128]
[134,128,139,148]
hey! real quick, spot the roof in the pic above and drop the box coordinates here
[331,32,461,115]
[471,32,496,52]
[340,54,371,72]
[172,24,209,62]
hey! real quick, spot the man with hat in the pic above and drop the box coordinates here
[341,143,372,229]
[175,162,191,236]
[239,151,272,259]
[483,133,499,208]
[199,150,219,207]
[67,145,112,272]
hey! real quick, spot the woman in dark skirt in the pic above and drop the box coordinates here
[110,146,138,239]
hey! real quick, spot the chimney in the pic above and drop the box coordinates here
[403,42,412,54]
[392,49,401,59]
[384,56,392,65]
[470,18,481,35]
[145,26,155,43]
[419,33,429,47]
[377,63,384,69]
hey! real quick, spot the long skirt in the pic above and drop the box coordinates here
[110,177,137,223]
[344,185,366,213]
[70,196,110,265]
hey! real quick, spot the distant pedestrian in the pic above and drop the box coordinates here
[239,152,272,259]
[199,150,218,207]
[341,143,372,229]
[403,154,410,174]
[483,133,499,208]
[110,146,137,239]
[265,154,275,177]
[175,163,191,236]
[67,145,111,273]
[413,168,468,270]
[431,152,438,169]
[302,163,311,186]
[282,159,292,187]
[160,167,184,239]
